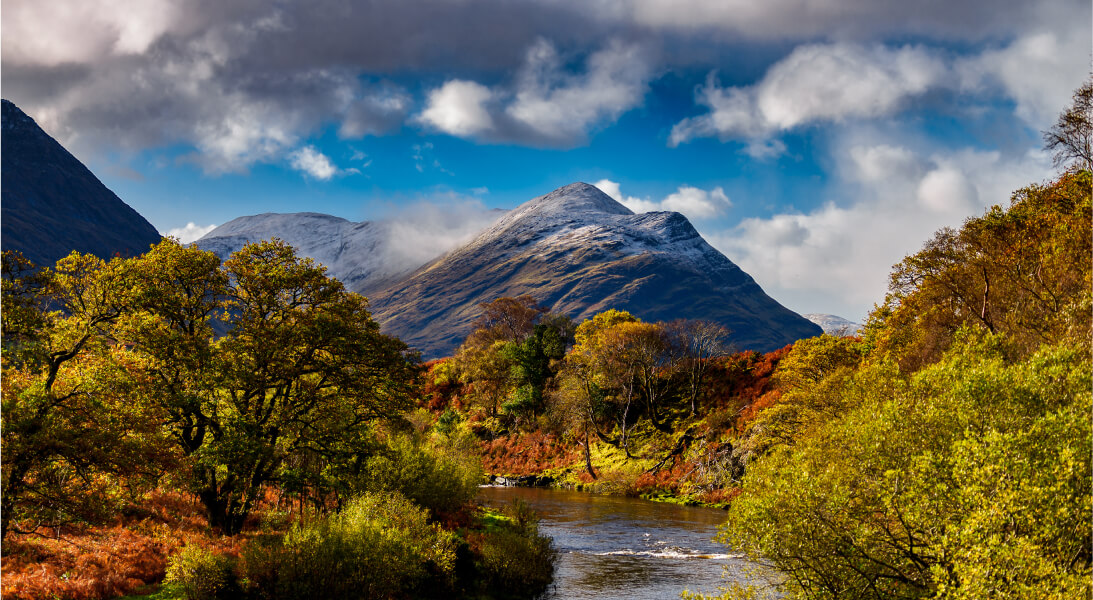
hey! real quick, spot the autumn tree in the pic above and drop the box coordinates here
[1044,78,1093,171]
[666,320,732,415]
[469,295,547,345]
[114,239,418,534]
[874,169,1091,369]
[1,251,172,540]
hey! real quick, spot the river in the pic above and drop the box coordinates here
[477,486,760,600]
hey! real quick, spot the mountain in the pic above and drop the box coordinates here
[197,212,418,292]
[1,99,161,267]
[367,182,822,358]
[802,313,863,336]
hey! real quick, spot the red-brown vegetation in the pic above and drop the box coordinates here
[1,491,245,600]
[479,431,580,476]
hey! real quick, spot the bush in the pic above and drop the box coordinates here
[359,435,482,514]
[239,491,458,600]
[473,500,558,599]
[163,545,238,600]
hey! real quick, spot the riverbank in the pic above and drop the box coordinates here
[479,430,741,510]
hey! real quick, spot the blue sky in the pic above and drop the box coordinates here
[2,0,1089,321]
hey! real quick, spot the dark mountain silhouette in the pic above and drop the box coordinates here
[1,99,161,267]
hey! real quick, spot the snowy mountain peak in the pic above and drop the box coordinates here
[512,182,633,220]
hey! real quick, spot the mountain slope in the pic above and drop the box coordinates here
[197,212,413,291]
[1,100,161,267]
[802,313,863,336]
[369,182,821,357]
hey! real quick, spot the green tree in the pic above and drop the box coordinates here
[115,239,418,534]
[1,250,172,540]
[722,332,1091,600]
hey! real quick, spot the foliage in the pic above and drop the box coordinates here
[1,250,175,539]
[114,239,419,534]
[163,546,237,600]
[722,332,1092,599]
[354,434,483,515]
[470,500,558,599]
[239,491,458,600]
[873,170,1091,370]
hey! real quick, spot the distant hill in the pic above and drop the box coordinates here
[197,212,418,292]
[197,183,822,358]
[802,313,863,336]
[1,99,161,267]
[368,183,821,358]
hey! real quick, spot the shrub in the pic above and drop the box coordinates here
[472,500,558,599]
[239,491,458,600]
[359,435,482,514]
[163,545,238,600]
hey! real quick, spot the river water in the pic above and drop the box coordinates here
[477,486,758,600]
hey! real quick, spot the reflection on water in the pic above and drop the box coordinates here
[477,486,755,600]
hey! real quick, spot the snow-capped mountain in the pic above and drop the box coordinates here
[367,182,822,358]
[197,212,414,292]
[197,209,507,295]
[802,313,863,336]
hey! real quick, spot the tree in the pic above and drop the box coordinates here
[1044,78,1093,172]
[723,333,1091,600]
[469,295,547,345]
[666,320,732,415]
[875,170,1091,369]
[115,239,418,534]
[1,251,172,540]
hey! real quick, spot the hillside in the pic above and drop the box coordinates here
[0,100,161,266]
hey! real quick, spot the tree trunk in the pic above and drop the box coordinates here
[581,428,598,478]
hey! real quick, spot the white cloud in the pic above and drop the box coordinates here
[671,26,1090,152]
[418,39,653,145]
[957,26,1091,129]
[287,145,350,180]
[670,43,948,150]
[702,139,1054,320]
[594,179,731,220]
[167,222,218,243]
[506,38,652,142]
[419,80,496,137]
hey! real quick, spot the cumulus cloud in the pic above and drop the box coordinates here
[703,139,1053,320]
[1,0,183,66]
[288,145,355,180]
[957,26,1091,128]
[167,222,218,243]
[671,23,1089,154]
[594,179,731,220]
[3,0,1083,169]
[670,43,948,150]
[419,80,496,137]
[419,39,654,146]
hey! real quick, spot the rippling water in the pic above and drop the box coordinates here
[477,486,757,600]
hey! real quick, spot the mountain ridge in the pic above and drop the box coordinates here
[0,99,162,266]
[366,182,821,357]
